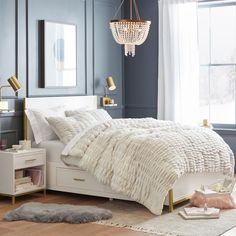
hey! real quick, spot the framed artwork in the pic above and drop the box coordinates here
[42,21,77,88]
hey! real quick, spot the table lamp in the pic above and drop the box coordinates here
[102,76,116,106]
[0,75,22,111]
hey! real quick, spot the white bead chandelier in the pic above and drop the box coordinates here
[110,0,151,57]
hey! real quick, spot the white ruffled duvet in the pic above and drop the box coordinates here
[61,118,234,215]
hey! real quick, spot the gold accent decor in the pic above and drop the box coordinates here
[7,76,21,92]
[24,159,37,163]
[73,178,86,182]
[0,188,46,205]
[102,76,116,106]
[168,189,191,212]
[110,0,151,57]
[106,76,116,91]
[168,189,174,212]
[23,98,29,140]
[102,97,113,106]
[0,75,22,111]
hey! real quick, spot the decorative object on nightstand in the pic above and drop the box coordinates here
[0,139,7,150]
[201,119,213,129]
[102,76,117,106]
[0,75,22,111]
[0,148,46,204]
[19,140,31,150]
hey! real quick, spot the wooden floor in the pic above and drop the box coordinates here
[0,191,153,236]
[0,191,235,236]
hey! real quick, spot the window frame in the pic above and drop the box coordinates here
[198,0,236,129]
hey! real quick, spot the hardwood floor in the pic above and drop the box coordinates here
[0,191,235,236]
[0,191,152,236]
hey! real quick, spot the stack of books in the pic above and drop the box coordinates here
[195,188,230,197]
[15,176,33,192]
[15,168,44,192]
[25,168,43,186]
[179,207,220,220]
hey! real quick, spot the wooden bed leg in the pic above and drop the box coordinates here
[168,189,174,213]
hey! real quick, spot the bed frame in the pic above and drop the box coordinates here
[24,96,225,212]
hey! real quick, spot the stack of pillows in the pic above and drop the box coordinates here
[25,107,112,145]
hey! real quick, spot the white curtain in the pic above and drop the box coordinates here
[158,0,199,125]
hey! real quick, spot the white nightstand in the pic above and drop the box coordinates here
[0,148,46,204]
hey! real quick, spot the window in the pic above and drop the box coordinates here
[198,0,236,126]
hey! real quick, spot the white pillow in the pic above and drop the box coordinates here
[46,115,97,144]
[25,106,65,144]
[65,109,112,122]
[71,112,98,124]
[88,109,112,122]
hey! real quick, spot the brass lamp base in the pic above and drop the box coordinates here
[101,97,112,106]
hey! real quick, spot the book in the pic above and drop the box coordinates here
[197,178,236,197]
[15,182,34,191]
[15,170,24,179]
[184,207,220,216]
[25,168,43,186]
[15,176,32,185]
[195,189,230,197]
[179,210,220,220]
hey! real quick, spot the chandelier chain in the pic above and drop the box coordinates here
[133,0,140,20]
[130,0,132,19]
[113,0,125,19]
[113,0,141,20]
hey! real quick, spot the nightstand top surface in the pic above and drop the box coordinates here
[0,148,45,156]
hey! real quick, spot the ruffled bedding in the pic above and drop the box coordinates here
[61,118,234,215]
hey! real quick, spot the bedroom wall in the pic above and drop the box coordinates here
[0,0,123,147]
[124,0,158,119]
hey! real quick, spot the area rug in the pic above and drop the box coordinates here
[4,202,112,224]
[95,200,236,236]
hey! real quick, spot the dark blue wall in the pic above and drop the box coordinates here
[124,0,158,118]
[0,0,123,146]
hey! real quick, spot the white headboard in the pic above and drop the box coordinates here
[24,95,98,140]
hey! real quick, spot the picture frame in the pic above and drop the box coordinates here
[42,20,77,88]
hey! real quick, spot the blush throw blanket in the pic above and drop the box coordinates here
[62,118,234,215]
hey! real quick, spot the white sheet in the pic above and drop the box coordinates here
[32,140,65,163]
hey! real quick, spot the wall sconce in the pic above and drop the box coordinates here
[102,76,116,106]
[0,75,22,111]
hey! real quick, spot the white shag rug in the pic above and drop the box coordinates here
[95,200,236,236]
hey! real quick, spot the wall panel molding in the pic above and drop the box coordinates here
[125,104,157,110]
[0,0,18,100]
[0,0,124,145]
[93,0,123,109]
[124,0,158,119]
[26,0,87,97]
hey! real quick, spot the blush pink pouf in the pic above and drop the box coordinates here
[190,193,236,209]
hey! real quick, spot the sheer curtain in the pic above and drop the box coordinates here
[158,0,199,125]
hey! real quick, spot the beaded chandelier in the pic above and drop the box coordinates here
[110,0,151,57]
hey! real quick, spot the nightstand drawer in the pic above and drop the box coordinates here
[14,154,45,169]
[56,167,104,192]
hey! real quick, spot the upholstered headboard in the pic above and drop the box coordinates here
[24,96,98,141]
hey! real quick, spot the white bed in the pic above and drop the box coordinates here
[32,140,64,163]
[24,95,226,212]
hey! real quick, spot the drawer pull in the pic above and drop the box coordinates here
[25,159,36,163]
[73,178,85,182]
